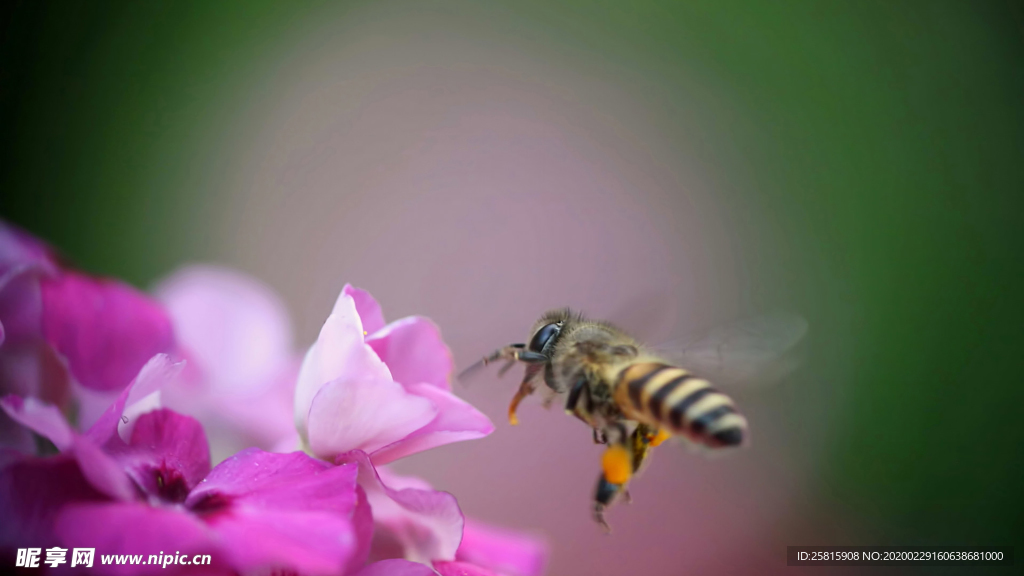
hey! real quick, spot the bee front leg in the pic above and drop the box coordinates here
[507,364,543,425]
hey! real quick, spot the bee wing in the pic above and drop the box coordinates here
[654,312,808,389]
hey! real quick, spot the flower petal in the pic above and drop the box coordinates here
[433,561,501,576]
[349,485,375,575]
[188,449,363,575]
[367,316,453,391]
[0,222,56,342]
[55,502,217,574]
[198,375,300,464]
[187,448,359,514]
[83,354,183,449]
[0,452,108,549]
[205,508,358,576]
[339,450,464,563]
[343,284,386,336]
[354,559,440,576]
[0,269,45,348]
[0,221,56,280]
[39,271,175,392]
[154,265,293,395]
[294,291,391,440]
[457,519,548,576]
[0,394,74,451]
[70,436,136,501]
[371,384,494,465]
[307,376,437,460]
[128,409,211,492]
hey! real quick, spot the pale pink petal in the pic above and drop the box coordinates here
[343,284,386,335]
[367,316,453,391]
[307,377,436,460]
[355,559,440,576]
[0,394,74,451]
[154,265,293,395]
[433,561,501,576]
[83,354,183,449]
[192,361,300,462]
[371,384,494,465]
[457,519,548,576]
[294,291,391,439]
[71,382,120,432]
[127,409,211,493]
[55,503,217,575]
[340,450,464,563]
[40,271,175,392]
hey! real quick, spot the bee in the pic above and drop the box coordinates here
[462,308,807,530]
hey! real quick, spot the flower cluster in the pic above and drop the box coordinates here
[0,221,546,576]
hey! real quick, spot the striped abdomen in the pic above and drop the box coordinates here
[614,362,747,448]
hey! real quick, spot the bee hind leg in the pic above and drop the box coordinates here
[593,476,619,533]
[592,431,633,532]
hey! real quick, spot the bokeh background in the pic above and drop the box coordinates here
[2,1,1022,574]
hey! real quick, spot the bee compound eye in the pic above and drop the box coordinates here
[528,323,560,353]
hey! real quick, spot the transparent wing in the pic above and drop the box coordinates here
[654,312,808,389]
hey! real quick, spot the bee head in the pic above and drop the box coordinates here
[528,308,583,355]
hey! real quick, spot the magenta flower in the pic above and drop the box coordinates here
[294,285,494,464]
[0,220,175,449]
[153,265,300,461]
[2,354,368,575]
[1,219,548,576]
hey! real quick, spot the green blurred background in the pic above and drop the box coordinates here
[3,1,1022,572]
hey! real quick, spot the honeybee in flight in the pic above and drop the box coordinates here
[462,308,807,530]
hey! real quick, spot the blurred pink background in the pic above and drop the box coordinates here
[166,4,821,574]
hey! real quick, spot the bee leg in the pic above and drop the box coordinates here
[564,377,595,426]
[507,364,543,425]
[592,430,633,531]
[593,476,618,533]
[459,344,524,379]
[630,424,655,475]
[592,428,607,444]
[496,359,517,377]
[622,489,633,504]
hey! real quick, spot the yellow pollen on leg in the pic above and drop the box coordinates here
[508,406,520,426]
[649,429,672,447]
[602,445,633,485]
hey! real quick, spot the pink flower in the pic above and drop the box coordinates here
[294,285,494,465]
[289,285,547,574]
[0,220,175,449]
[1,355,368,576]
[1,227,548,576]
[352,461,547,576]
[153,265,300,461]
